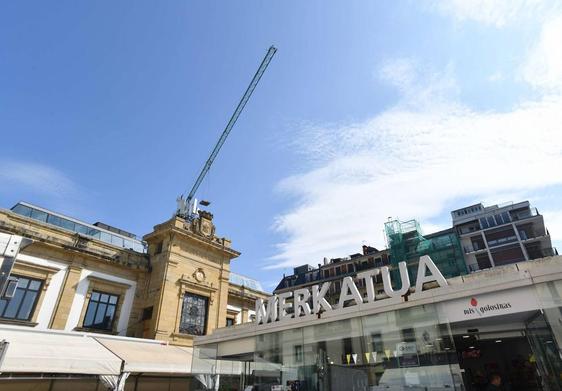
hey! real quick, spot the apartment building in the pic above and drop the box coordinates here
[274,245,390,301]
[452,201,556,272]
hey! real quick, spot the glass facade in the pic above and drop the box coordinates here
[196,280,562,391]
[11,202,147,253]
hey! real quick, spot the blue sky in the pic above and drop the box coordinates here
[2,1,562,291]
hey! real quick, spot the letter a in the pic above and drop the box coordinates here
[414,255,448,293]
[337,276,363,308]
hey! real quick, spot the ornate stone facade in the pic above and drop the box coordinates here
[0,203,268,347]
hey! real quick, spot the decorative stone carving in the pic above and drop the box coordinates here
[193,268,206,283]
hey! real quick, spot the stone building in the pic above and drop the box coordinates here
[0,202,268,348]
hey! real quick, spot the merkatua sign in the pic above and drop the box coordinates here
[256,255,448,325]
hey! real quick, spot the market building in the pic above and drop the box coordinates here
[192,200,562,391]
[195,255,562,391]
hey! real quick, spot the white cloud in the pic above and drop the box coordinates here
[270,95,562,268]
[0,160,79,199]
[268,5,562,269]
[521,14,562,91]
[270,25,562,268]
[433,0,550,28]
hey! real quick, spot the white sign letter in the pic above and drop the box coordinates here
[381,262,410,298]
[311,282,332,313]
[278,291,293,321]
[414,255,448,293]
[294,288,312,317]
[337,276,364,308]
[255,296,278,324]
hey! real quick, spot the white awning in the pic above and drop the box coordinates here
[0,326,122,375]
[95,337,193,374]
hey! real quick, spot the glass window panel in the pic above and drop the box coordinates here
[28,280,41,291]
[87,228,101,239]
[133,242,145,253]
[111,235,124,247]
[109,295,118,305]
[47,214,62,226]
[84,302,97,327]
[105,305,116,322]
[480,217,489,229]
[18,291,38,320]
[502,211,511,223]
[100,294,109,303]
[94,303,107,325]
[17,278,29,289]
[124,239,134,250]
[3,289,25,318]
[91,292,100,301]
[59,218,75,231]
[0,299,6,314]
[30,209,48,222]
[75,224,90,235]
[12,204,32,217]
[100,231,112,243]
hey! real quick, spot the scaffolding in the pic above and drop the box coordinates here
[384,219,467,285]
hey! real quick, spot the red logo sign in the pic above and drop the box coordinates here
[470,298,478,307]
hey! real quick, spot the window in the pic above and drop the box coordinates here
[142,306,153,321]
[155,241,163,255]
[334,280,341,292]
[480,217,489,229]
[30,208,48,222]
[226,318,235,327]
[83,291,119,331]
[0,276,43,321]
[179,293,208,335]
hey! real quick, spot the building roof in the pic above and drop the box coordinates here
[9,201,147,253]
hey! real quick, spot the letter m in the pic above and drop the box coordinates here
[255,296,278,324]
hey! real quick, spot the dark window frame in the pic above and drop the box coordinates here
[83,290,119,331]
[0,275,43,321]
[179,292,209,336]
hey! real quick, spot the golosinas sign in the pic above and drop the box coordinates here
[256,255,448,325]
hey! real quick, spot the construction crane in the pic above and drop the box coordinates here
[176,45,277,219]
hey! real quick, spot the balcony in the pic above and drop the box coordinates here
[487,235,518,248]
[526,246,559,260]
[511,207,539,221]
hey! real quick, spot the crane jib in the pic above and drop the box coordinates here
[177,46,277,218]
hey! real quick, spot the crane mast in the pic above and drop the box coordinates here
[176,46,277,219]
